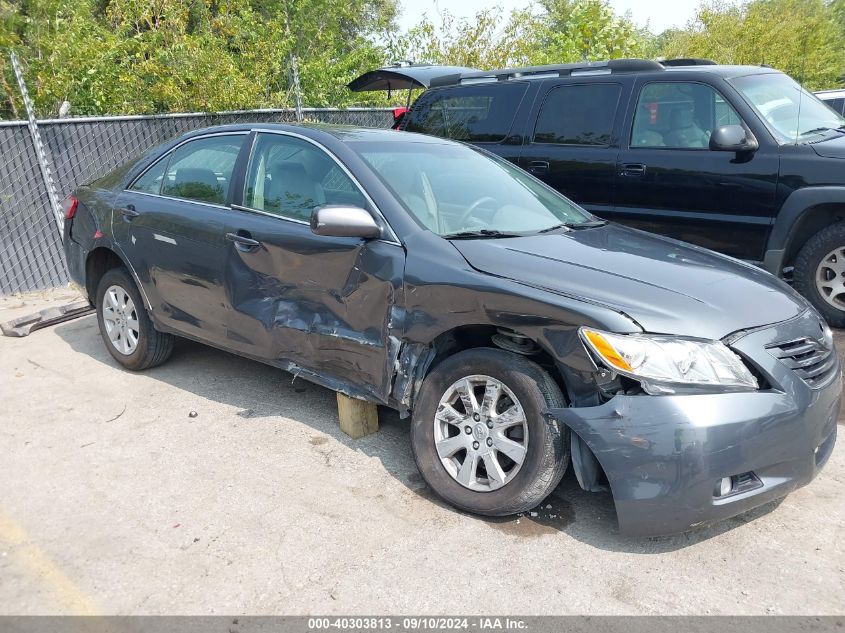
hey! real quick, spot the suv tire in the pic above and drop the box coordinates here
[794,222,845,328]
[95,267,175,370]
[410,347,569,516]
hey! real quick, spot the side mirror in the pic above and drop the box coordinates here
[310,205,381,239]
[710,125,758,153]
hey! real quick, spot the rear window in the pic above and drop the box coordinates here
[404,83,528,142]
[533,83,621,146]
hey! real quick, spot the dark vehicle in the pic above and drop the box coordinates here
[63,124,839,536]
[400,59,845,326]
[816,89,845,115]
[347,62,481,129]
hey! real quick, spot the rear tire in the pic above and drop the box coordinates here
[410,348,568,516]
[794,222,845,328]
[95,267,174,370]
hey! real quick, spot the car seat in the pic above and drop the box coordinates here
[169,167,223,203]
[265,161,325,221]
[664,108,710,148]
[378,162,438,231]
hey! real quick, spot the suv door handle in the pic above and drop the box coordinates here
[529,160,550,175]
[118,204,140,221]
[226,231,261,252]
[620,163,647,177]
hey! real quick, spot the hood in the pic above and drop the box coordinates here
[811,134,845,159]
[451,223,807,340]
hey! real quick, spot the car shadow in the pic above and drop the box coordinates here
[55,315,786,553]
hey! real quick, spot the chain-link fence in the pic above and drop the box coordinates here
[0,108,393,296]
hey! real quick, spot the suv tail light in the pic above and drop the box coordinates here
[63,195,78,220]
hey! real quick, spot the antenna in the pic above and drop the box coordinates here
[795,35,809,145]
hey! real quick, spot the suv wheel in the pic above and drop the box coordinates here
[410,348,569,516]
[95,267,174,370]
[794,222,845,327]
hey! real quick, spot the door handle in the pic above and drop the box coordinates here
[226,231,261,252]
[118,204,140,221]
[529,160,550,175]
[620,163,647,177]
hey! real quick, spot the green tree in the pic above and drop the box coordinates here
[661,0,845,90]
[524,0,655,65]
[1,0,398,117]
[388,0,654,71]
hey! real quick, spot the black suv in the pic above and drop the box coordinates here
[401,59,845,326]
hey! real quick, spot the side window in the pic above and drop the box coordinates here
[533,83,621,146]
[160,135,244,205]
[404,83,528,142]
[244,133,366,221]
[131,157,168,194]
[831,98,845,115]
[631,82,743,149]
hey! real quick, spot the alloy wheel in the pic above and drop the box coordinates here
[433,374,529,492]
[102,284,139,355]
[815,247,845,309]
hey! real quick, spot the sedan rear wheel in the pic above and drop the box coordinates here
[96,267,174,371]
[102,284,140,356]
[411,348,569,516]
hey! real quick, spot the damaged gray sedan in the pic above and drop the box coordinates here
[63,124,840,536]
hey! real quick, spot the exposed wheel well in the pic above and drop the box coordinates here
[783,204,845,269]
[85,247,125,302]
[424,325,569,402]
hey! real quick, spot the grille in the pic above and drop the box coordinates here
[766,336,839,388]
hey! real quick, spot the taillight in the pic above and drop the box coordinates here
[63,195,78,220]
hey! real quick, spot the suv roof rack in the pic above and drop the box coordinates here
[429,58,664,88]
[662,58,717,66]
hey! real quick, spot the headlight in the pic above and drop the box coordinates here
[580,328,758,394]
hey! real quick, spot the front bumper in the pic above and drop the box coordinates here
[553,310,841,537]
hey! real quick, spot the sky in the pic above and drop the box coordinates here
[396,0,703,34]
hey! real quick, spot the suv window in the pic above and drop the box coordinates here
[244,133,366,222]
[160,135,244,205]
[631,82,743,149]
[404,83,528,142]
[533,83,621,146]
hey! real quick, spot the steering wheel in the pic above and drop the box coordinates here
[456,196,498,227]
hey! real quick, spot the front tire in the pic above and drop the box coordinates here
[411,348,569,516]
[95,267,174,370]
[794,222,845,328]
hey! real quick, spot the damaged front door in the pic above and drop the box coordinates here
[223,132,405,401]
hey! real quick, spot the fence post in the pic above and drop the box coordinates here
[10,51,64,241]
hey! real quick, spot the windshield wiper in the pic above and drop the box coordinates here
[801,126,845,137]
[442,229,525,239]
[539,220,607,233]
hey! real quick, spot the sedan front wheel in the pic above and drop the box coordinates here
[411,348,569,516]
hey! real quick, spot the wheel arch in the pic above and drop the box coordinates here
[765,188,845,274]
[400,324,575,411]
[85,246,151,310]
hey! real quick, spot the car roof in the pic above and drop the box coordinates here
[179,122,457,145]
[427,59,783,89]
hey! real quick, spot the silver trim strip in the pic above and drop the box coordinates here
[125,189,232,210]
[154,233,177,245]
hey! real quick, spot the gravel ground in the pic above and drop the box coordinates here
[0,289,843,615]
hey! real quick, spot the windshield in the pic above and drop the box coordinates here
[351,140,593,236]
[730,73,845,143]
